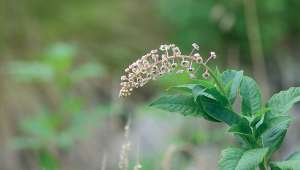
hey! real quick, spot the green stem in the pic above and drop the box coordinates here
[38,149,60,170]
[199,64,235,111]
[259,160,268,170]
[259,164,266,170]
[200,64,226,96]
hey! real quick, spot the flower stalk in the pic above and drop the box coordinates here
[119,43,217,97]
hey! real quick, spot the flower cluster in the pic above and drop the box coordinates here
[119,43,216,97]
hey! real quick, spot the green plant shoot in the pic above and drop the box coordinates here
[119,43,300,170]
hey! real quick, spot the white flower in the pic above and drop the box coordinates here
[192,43,200,50]
[119,43,216,97]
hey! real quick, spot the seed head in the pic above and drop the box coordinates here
[202,69,210,79]
[210,52,216,59]
[119,43,216,97]
[192,43,200,50]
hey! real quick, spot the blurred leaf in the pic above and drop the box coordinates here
[20,113,60,141]
[42,43,76,73]
[12,137,42,150]
[56,132,74,149]
[60,97,83,114]
[38,150,59,170]
[7,62,54,82]
[71,63,106,81]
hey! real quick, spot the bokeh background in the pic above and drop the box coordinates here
[1,0,300,169]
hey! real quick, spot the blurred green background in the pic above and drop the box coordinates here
[1,0,300,169]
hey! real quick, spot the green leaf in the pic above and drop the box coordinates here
[150,94,220,122]
[259,113,291,155]
[270,151,300,170]
[149,94,204,117]
[200,97,240,126]
[286,151,300,160]
[192,86,226,122]
[194,79,216,89]
[219,147,269,170]
[267,87,300,115]
[240,76,262,116]
[192,85,212,100]
[168,84,213,100]
[228,117,252,136]
[219,148,245,170]
[169,83,228,106]
[168,81,214,93]
[168,84,204,95]
[228,117,257,147]
[221,70,243,103]
[192,85,228,105]
[256,112,289,135]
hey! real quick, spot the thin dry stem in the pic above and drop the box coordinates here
[118,120,131,170]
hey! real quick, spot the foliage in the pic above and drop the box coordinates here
[150,66,300,169]
[270,151,300,170]
[219,147,268,170]
[157,0,300,59]
[8,43,106,170]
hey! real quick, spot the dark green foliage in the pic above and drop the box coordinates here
[199,97,240,126]
[150,94,205,117]
[150,68,300,169]
[228,117,252,136]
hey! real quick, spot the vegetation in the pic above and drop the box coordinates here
[9,44,106,170]
[120,43,300,169]
[1,0,300,169]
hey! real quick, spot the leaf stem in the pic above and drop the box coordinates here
[259,160,268,170]
[199,64,234,110]
[200,64,226,96]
